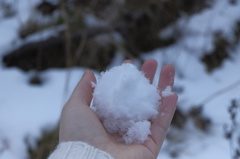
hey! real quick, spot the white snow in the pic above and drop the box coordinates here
[0,0,240,158]
[0,67,85,159]
[123,121,151,144]
[162,86,174,97]
[92,63,160,144]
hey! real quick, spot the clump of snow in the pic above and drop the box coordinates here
[162,86,174,97]
[123,121,151,144]
[92,63,160,144]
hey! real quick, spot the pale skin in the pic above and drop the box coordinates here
[59,59,178,159]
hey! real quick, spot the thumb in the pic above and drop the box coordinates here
[71,70,96,106]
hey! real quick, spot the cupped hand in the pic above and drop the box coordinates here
[59,59,178,159]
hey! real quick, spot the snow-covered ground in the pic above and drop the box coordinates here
[0,0,240,159]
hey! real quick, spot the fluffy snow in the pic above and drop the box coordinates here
[92,63,160,144]
[123,121,151,144]
[162,86,174,97]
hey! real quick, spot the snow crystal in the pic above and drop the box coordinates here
[161,86,174,97]
[92,63,160,144]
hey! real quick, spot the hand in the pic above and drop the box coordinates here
[59,59,178,159]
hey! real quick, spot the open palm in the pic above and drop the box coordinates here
[59,59,178,159]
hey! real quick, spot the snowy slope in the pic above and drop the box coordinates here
[0,0,240,159]
[0,1,85,159]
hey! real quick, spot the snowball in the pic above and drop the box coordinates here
[161,86,174,97]
[92,63,160,144]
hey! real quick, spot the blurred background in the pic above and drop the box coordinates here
[0,0,240,159]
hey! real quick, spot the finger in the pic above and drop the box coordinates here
[150,64,177,151]
[158,64,175,91]
[122,59,133,64]
[140,59,157,83]
[71,70,96,106]
[150,94,178,149]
